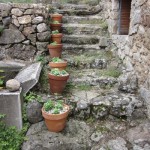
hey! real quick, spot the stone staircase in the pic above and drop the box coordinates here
[48,2,145,121]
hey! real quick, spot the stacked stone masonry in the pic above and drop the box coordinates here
[0,3,51,61]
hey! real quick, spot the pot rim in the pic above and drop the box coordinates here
[51,14,63,17]
[51,33,63,37]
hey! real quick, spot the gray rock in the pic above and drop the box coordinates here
[37,31,50,42]
[24,9,34,15]
[23,26,35,36]
[18,15,32,24]
[27,34,36,45]
[22,119,91,150]
[140,87,150,119]
[37,23,48,33]
[26,100,43,124]
[6,79,21,92]
[15,62,42,94]
[118,72,138,93]
[91,132,104,142]
[99,37,108,47]
[91,59,107,69]
[36,42,49,52]
[7,44,36,60]
[11,8,23,16]
[22,40,30,45]
[0,29,25,44]
[2,17,11,26]
[0,3,11,17]
[32,16,44,24]
[107,137,128,150]
[0,89,23,130]
[12,18,20,27]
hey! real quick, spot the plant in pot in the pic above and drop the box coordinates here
[48,41,63,58]
[51,13,63,23]
[50,21,62,32]
[51,30,63,44]
[48,68,69,94]
[49,57,67,71]
[42,99,70,132]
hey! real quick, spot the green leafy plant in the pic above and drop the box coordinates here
[0,26,4,35]
[52,20,60,24]
[50,41,58,45]
[50,68,69,76]
[36,55,47,64]
[43,100,64,114]
[51,57,64,63]
[52,30,59,34]
[0,70,5,90]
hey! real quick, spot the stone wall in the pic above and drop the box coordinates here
[0,3,51,61]
[107,0,150,88]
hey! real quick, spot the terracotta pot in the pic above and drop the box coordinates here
[51,33,63,44]
[48,73,69,94]
[51,14,63,23]
[49,60,67,70]
[42,104,69,132]
[50,23,62,32]
[48,44,63,58]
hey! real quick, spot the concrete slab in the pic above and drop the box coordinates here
[15,62,42,94]
[0,88,23,130]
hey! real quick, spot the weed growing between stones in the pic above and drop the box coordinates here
[0,114,28,150]
[0,26,4,36]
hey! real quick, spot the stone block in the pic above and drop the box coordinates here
[15,62,42,94]
[0,89,23,130]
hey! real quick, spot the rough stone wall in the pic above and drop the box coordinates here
[0,3,51,61]
[108,0,150,89]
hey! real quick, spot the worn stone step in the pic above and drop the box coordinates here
[63,15,104,24]
[56,4,102,16]
[62,24,108,35]
[62,35,100,45]
[68,69,118,87]
[62,44,101,54]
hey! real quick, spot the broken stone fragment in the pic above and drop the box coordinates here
[6,79,20,92]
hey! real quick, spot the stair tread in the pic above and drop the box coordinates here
[62,23,102,28]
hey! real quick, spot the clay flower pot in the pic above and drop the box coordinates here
[51,14,63,23]
[48,73,69,94]
[51,33,63,44]
[50,23,62,32]
[42,104,69,132]
[49,60,67,71]
[48,44,63,58]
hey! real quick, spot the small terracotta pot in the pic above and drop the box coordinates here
[51,14,63,23]
[49,60,67,70]
[48,73,69,94]
[50,23,62,32]
[48,44,63,58]
[42,104,69,132]
[51,33,63,44]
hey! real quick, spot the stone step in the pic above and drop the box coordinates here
[62,35,100,45]
[56,4,102,16]
[62,23,108,35]
[62,44,101,54]
[68,69,118,87]
[63,15,104,24]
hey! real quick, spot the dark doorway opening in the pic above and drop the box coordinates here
[119,0,132,35]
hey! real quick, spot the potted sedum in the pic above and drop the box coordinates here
[48,41,63,58]
[51,30,63,44]
[50,20,62,32]
[49,57,67,71]
[51,13,63,23]
[42,99,70,132]
[48,68,69,94]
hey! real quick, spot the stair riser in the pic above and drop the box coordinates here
[62,36,99,45]
[62,26,108,36]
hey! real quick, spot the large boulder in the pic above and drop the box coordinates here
[0,29,25,44]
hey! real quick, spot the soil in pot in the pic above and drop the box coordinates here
[48,44,63,58]
[51,14,63,23]
[42,103,69,132]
